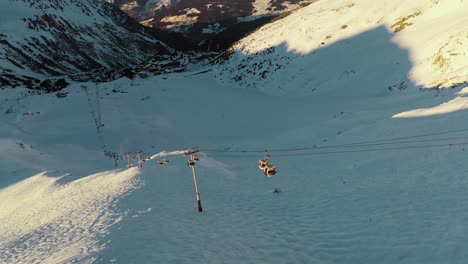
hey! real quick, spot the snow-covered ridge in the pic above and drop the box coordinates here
[218,0,467,93]
[0,0,172,88]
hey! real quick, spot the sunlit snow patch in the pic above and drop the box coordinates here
[0,168,140,263]
[393,95,468,118]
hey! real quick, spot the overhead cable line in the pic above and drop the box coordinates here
[205,141,468,158]
[202,128,468,153]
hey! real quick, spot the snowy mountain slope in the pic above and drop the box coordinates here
[110,0,175,22]
[2,67,468,262]
[218,0,467,93]
[0,0,173,88]
[109,0,319,52]
[111,0,317,29]
[2,0,468,263]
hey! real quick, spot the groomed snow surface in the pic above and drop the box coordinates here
[1,69,468,263]
[0,169,140,263]
[1,0,468,263]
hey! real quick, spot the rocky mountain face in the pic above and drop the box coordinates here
[0,0,175,89]
[109,0,318,50]
[111,0,317,28]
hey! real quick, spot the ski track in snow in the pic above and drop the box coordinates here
[0,168,141,263]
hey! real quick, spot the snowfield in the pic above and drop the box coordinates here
[0,169,140,263]
[1,71,468,263]
[219,0,467,91]
[1,0,468,263]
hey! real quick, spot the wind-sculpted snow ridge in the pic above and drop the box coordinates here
[0,0,172,89]
[217,0,467,94]
[0,168,141,263]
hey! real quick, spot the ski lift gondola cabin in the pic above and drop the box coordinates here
[258,159,268,170]
[263,164,277,177]
[258,151,277,177]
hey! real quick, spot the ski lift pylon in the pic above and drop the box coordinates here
[183,147,200,156]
